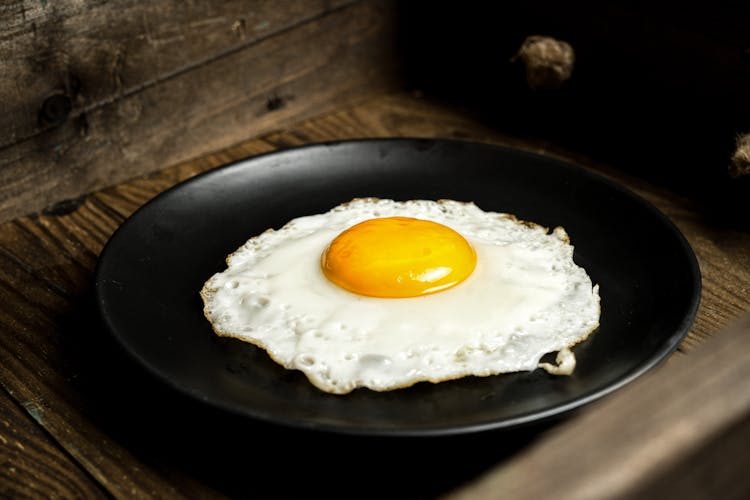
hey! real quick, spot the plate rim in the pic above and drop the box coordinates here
[95,138,702,436]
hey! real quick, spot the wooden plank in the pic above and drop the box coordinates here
[0,140,275,498]
[0,219,215,499]
[0,0,398,223]
[446,313,750,500]
[0,388,106,499]
[1,0,352,140]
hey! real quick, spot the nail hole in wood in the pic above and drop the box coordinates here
[39,94,72,127]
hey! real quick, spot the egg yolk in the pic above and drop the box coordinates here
[321,217,476,298]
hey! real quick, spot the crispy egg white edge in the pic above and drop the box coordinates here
[199,198,601,394]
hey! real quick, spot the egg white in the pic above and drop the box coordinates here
[201,199,600,394]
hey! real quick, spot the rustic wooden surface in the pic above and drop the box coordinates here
[0,388,105,498]
[0,0,399,223]
[448,313,750,500]
[0,91,749,497]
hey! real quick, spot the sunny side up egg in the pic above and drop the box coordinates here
[201,199,601,394]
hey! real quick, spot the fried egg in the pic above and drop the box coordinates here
[201,199,600,394]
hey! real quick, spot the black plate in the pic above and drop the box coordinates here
[95,139,700,436]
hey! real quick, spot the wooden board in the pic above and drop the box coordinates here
[0,0,399,223]
[0,388,105,498]
[447,313,750,500]
[0,92,748,496]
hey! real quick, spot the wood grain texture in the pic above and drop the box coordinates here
[0,0,399,223]
[0,141,276,498]
[446,313,750,500]
[0,91,747,497]
[1,0,351,139]
[0,218,218,499]
[0,388,105,499]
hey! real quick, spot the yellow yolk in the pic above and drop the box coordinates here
[321,217,476,298]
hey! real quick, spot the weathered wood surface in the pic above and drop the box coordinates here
[0,388,106,498]
[0,0,398,223]
[0,92,748,497]
[447,313,750,500]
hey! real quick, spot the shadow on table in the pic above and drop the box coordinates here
[59,288,561,499]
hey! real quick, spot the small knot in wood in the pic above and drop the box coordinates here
[729,133,750,178]
[513,36,575,90]
[39,94,72,127]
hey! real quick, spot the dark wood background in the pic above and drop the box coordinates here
[398,1,750,221]
[1,1,749,498]
[1,0,400,222]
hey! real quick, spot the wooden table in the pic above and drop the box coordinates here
[2,90,749,498]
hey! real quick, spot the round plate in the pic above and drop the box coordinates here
[95,139,700,436]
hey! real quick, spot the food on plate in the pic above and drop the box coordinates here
[200,198,600,394]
